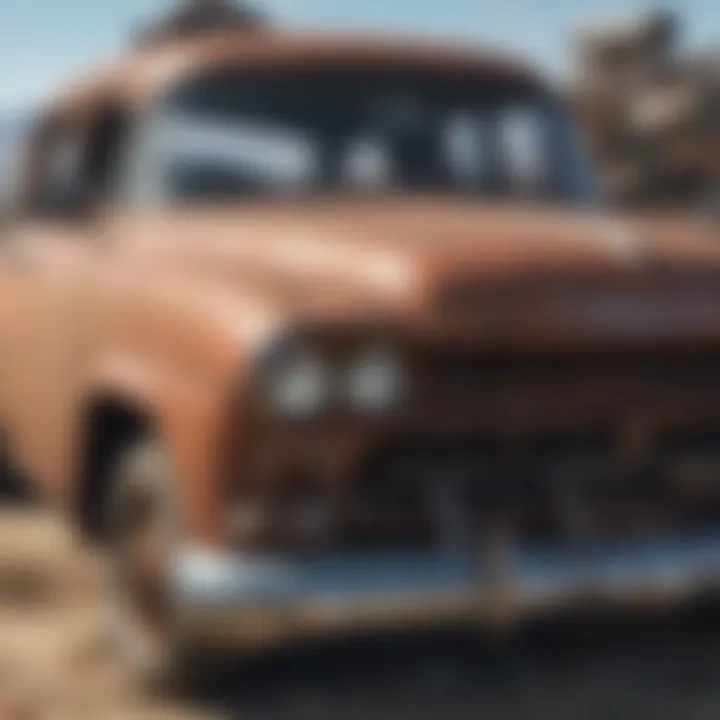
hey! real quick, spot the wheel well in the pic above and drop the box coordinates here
[78,397,153,541]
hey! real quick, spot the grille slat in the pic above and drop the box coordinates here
[349,428,720,551]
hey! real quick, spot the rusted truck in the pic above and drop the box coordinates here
[0,24,719,682]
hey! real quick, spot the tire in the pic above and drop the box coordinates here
[106,438,197,690]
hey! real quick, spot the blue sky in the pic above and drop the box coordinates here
[0,0,717,111]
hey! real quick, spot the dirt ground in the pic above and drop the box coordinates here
[5,506,720,719]
[0,507,217,720]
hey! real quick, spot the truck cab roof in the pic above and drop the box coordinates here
[49,29,543,119]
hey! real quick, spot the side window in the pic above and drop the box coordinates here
[27,106,130,217]
[30,122,85,216]
[82,108,130,203]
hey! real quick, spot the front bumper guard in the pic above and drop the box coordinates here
[172,532,720,647]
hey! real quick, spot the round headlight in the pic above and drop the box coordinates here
[265,348,331,418]
[347,347,405,413]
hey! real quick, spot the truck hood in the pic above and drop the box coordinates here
[116,200,720,344]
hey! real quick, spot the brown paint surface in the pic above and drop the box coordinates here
[1,29,718,546]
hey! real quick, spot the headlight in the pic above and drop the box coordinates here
[347,346,405,413]
[263,346,331,418]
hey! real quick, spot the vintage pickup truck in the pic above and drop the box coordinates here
[0,26,718,682]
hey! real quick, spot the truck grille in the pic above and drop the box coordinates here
[346,427,720,551]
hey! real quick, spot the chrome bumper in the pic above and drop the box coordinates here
[172,533,720,647]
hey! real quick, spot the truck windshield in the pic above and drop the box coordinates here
[157,69,598,205]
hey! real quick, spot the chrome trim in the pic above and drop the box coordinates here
[172,532,720,646]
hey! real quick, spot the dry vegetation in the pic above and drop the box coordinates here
[0,508,215,720]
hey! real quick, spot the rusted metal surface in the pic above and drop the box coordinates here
[0,24,718,641]
[3,201,718,546]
